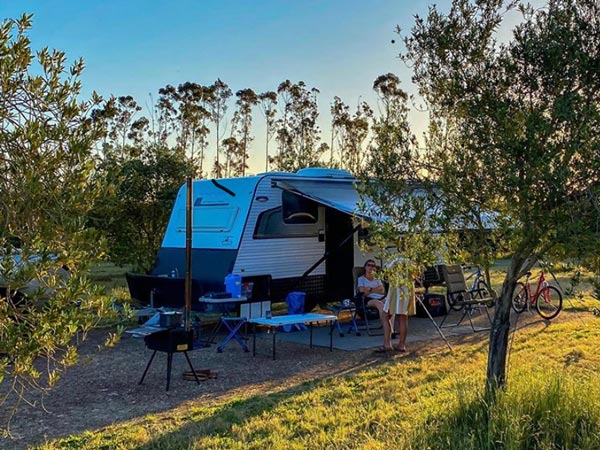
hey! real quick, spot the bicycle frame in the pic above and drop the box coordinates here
[512,264,563,319]
[521,271,549,308]
[463,266,483,292]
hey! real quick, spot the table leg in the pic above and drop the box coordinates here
[330,321,334,351]
[217,317,249,353]
[272,327,276,360]
[309,322,313,348]
[252,323,257,357]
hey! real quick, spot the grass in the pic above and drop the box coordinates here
[88,262,131,291]
[34,313,600,449]
[51,263,598,450]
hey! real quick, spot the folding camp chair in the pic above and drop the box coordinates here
[439,265,493,332]
[351,266,384,336]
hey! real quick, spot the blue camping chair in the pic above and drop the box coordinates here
[282,292,308,332]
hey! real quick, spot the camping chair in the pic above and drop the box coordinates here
[352,266,384,336]
[439,265,492,332]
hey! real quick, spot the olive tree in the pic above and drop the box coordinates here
[0,15,123,419]
[364,0,600,395]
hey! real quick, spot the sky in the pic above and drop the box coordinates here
[1,0,446,173]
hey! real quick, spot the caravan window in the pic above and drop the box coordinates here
[254,207,318,239]
[176,206,238,232]
[281,191,318,224]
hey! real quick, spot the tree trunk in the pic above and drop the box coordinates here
[485,256,521,397]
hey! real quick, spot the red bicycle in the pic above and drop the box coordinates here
[511,270,563,319]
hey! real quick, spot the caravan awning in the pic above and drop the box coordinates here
[272,179,373,219]
[273,178,497,230]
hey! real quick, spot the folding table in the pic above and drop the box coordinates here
[198,296,248,352]
[248,313,338,359]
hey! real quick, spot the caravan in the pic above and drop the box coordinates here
[126,168,378,311]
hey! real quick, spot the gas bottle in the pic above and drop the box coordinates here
[224,273,242,298]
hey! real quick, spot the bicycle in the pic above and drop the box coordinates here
[447,265,491,311]
[511,269,563,319]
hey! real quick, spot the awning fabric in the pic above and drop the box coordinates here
[272,179,372,219]
[273,178,497,230]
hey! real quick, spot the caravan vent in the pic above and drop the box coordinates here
[296,168,353,178]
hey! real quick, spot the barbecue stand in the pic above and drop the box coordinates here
[136,178,236,390]
[139,328,200,391]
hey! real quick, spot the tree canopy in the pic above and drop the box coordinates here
[0,14,126,417]
[362,0,600,394]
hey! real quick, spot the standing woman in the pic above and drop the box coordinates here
[368,258,416,354]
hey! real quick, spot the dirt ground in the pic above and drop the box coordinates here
[0,319,474,450]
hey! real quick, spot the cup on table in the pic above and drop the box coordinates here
[265,310,272,319]
[343,298,350,307]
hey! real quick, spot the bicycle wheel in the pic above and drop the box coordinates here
[447,292,465,311]
[535,286,562,320]
[511,282,528,313]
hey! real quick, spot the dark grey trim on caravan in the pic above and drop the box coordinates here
[126,168,370,311]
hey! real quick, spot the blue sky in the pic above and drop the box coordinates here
[1,0,446,172]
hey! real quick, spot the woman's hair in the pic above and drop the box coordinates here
[364,259,376,269]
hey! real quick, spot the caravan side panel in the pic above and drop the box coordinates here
[152,177,259,293]
[233,175,326,299]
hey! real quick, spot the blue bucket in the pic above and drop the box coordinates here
[224,273,242,298]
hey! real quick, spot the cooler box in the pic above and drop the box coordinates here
[416,293,447,318]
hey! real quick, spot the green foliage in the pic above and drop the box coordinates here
[226,88,258,177]
[0,14,127,418]
[91,145,193,273]
[361,0,600,391]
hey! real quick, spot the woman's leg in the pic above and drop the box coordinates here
[395,314,408,351]
[382,311,394,349]
[368,299,392,349]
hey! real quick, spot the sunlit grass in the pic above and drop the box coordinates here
[88,262,130,291]
[33,310,600,450]
[38,263,600,449]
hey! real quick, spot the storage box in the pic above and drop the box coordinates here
[416,293,447,318]
[239,301,271,319]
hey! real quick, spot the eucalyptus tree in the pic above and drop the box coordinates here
[157,82,209,175]
[207,79,232,178]
[0,15,124,416]
[90,92,191,273]
[220,136,240,178]
[92,95,148,159]
[363,0,600,395]
[272,80,325,172]
[231,88,258,176]
[330,96,372,174]
[258,91,278,172]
